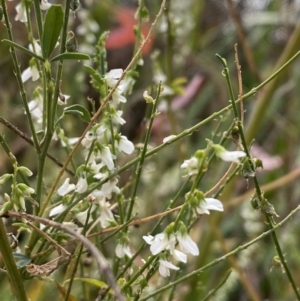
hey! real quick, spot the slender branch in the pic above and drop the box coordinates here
[0,117,74,175]
[0,218,28,301]
[39,0,167,217]
[3,211,124,301]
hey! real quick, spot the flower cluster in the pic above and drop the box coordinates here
[50,69,135,229]
[143,223,199,277]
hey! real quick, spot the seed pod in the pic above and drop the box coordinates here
[66,31,78,52]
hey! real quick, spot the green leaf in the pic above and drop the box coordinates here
[84,65,105,92]
[1,39,44,61]
[63,105,91,123]
[63,278,113,295]
[42,5,64,59]
[13,252,32,268]
[50,52,90,62]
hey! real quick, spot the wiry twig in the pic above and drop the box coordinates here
[40,0,167,216]
[0,117,74,175]
[2,211,124,301]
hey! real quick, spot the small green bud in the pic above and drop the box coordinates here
[16,183,35,195]
[194,150,205,160]
[241,158,256,178]
[0,201,12,215]
[253,158,263,169]
[18,166,33,177]
[143,90,154,104]
[0,173,13,185]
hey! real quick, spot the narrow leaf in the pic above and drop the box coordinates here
[64,278,113,295]
[2,39,44,61]
[42,5,64,59]
[50,52,90,62]
[64,105,91,123]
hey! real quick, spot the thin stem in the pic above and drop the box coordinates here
[1,0,40,151]
[0,218,28,301]
[4,210,124,301]
[39,0,167,217]
[217,54,300,300]
[126,84,162,221]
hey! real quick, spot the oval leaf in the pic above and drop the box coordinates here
[64,105,91,123]
[42,5,64,59]
[50,52,90,62]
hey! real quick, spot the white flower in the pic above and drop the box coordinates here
[115,243,132,258]
[40,0,52,10]
[58,178,76,196]
[112,110,126,125]
[213,145,246,163]
[81,131,95,148]
[22,65,39,82]
[50,204,66,216]
[195,198,224,215]
[105,69,123,88]
[115,135,134,154]
[143,233,176,255]
[28,94,43,124]
[99,146,115,170]
[158,259,179,277]
[180,156,199,176]
[75,177,88,194]
[15,3,27,23]
[101,178,120,199]
[177,233,199,256]
[29,41,42,56]
[171,249,187,263]
[112,90,127,105]
[99,200,115,228]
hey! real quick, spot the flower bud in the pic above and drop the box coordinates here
[143,91,154,104]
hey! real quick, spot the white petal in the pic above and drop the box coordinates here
[158,260,179,277]
[218,150,246,163]
[21,67,32,83]
[40,0,52,10]
[50,204,66,216]
[177,234,199,256]
[117,136,134,154]
[75,177,88,194]
[58,178,76,196]
[31,65,40,81]
[203,198,224,212]
[143,235,154,245]
[171,249,187,263]
[105,69,123,88]
[15,3,27,22]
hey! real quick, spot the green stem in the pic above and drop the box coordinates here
[217,54,300,300]
[139,205,300,300]
[1,0,40,152]
[0,219,28,301]
[126,84,162,221]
